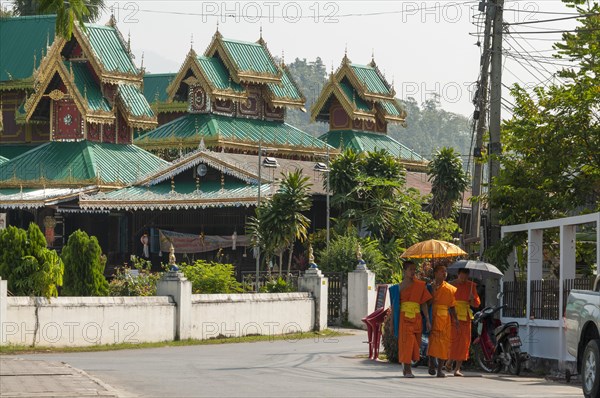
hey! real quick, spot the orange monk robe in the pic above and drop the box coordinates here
[449,281,481,361]
[427,281,457,360]
[398,280,432,364]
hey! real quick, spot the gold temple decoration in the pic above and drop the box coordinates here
[168,243,177,266]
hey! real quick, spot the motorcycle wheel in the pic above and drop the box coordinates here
[475,344,500,373]
[504,341,522,376]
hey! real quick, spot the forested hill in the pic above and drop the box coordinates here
[285,57,473,162]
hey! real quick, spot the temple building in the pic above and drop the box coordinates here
[136,30,328,160]
[0,15,165,256]
[0,17,432,274]
[311,54,428,171]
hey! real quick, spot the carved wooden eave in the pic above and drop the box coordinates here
[264,65,306,110]
[78,195,260,211]
[114,99,157,130]
[310,81,376,123]
[375,101,407,124]
[71,25,142,86]
[152,101,187,114]
[204,34,282,85]
[137,134,333,159]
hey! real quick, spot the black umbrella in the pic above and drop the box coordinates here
[448,259,504,280]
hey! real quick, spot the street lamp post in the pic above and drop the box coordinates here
[255,143,263,293]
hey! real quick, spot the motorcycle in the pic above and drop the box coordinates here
[472,302,530,375]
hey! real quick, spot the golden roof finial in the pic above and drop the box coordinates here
[141,52,145,70]
[127,31,131,54]
[191,33,194,50]
[281,50,285,67]
[372,48,375,63]
[216,20,219,34]
[46,30,50,49]
[260,25,263,40]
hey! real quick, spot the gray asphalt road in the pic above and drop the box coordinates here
[13,331,582,398]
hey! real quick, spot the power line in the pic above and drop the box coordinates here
[507,12,600,26]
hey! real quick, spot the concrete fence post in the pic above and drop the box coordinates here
[298,268,328,331]
[157,271,192,340]
[298,246,328,331]
[0,277,6,346]
[347,261,376,329]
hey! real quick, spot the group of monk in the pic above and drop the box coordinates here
[397,260,481,378]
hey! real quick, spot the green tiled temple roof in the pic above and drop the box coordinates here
[339,80,371,112]
[268,66,303,101]
[143,73,175,103]
[66,61,111,111]
[84,24,138,74]
[197,56,244,92]
[0,141,168,187]
[0,156,8,165]
[0,15,56,83]
[221,38,278,75]
[350,64,391,95]
[319,130,426,162]
[118,84,154,117]
[0,144,41,160]
[379,99,402,117]
[135,113,328,150]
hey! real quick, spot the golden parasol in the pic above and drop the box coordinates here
[400,239,467,259]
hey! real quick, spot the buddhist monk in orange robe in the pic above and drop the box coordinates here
[448,268,481,376]
[398,261,432,378]
[427,263,458,377]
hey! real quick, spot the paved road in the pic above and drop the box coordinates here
[4,331,582,397]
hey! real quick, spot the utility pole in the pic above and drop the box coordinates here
[488,0,504,246]
[469,0,494,249]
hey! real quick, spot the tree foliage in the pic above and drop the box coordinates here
[247,170,312,274]
[61,230,109,296]
[488,0,600,227]
[0,224,63,298]
[11,0,105,38]
[427,147,469,219]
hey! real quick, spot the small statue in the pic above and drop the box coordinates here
[356,243,363,261]
[168,243,179,271]
[308,244,318,269]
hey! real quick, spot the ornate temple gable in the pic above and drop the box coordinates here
[310,54,406,130]
[23,58,115,129]
[204,32,281,85]
[166,49,247,107]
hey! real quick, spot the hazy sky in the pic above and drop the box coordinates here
[93,0,578,117]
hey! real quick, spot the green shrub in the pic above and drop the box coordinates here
[108,257,161,296]
[260,277,293,293]
[179,260,242,294]
[61,230,109,296]
[0,223,63,298]
[316,234,389,282]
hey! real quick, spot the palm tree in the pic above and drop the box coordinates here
[12,0,105,38]
[427,147,469,219]
[274,170,312,275]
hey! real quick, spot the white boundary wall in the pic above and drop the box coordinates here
[3,296,176,347]
[0,289,316,347]
[501,212,600,363]
[190,293,314,339]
